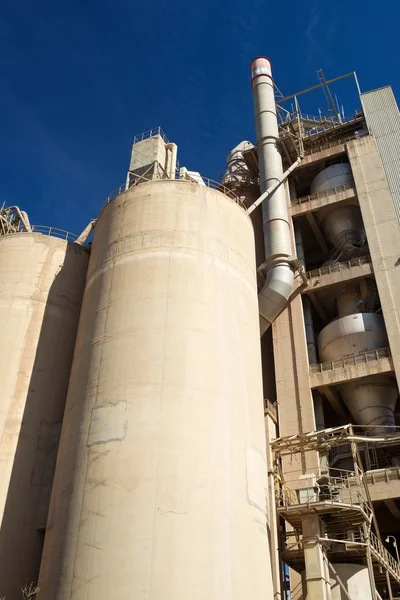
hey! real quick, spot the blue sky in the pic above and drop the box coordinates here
[0,0,398,234]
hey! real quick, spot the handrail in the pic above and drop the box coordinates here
[303,133,368,157]
[101,176,242,213]
[310,347,391,375]
[275,470,370,516]
[370,531,400,581]
[133,127,169,145]
[306,255,372,279]
[30,225,78,242]
[0,225,78,242]
[291,182,354,206]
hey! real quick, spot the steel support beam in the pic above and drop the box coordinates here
[318,386,348,421]
[306,212,329,254]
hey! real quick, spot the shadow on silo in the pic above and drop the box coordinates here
[0,240,89,600]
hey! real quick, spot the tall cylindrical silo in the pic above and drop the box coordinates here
[38,180,274,600]
[0,232,89,599]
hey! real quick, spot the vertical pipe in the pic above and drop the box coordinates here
[250,57,294,331]
[166,143,178,180]
[303,297,318,365]
[294,222,306,270]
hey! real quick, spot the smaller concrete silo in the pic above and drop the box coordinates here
[0,221,89,599]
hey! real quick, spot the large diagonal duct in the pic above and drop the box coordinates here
[250,57,294,333]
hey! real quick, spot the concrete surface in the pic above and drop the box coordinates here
[347,137,400,385]
[290,185,356,217]
[38,180,275,600]
[0,233,88,599]
[310,354,394,388]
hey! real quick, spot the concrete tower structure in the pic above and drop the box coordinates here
[0,230,88,599]
[233,65,400,599]
[37,169,275,599]
[0,64,399,600]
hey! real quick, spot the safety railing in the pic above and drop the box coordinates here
[30,225,78,242]
[133,127,169,144]
[306,255,372,279]
[303,132,368,157]
[310,347,391,375]
[275,468,369,514]
[101,174,242,212]
[0,224,78,242]
[370,531,400,581]
[291,182,354,207]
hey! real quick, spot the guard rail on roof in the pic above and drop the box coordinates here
[102,176,243,212]
[309,347,391,375]
[30,225,78,242]
[291,183,354,206]
[0,225,78,242]
[306,255,372,279]
[133,127,169,144]
[303,132,368,157]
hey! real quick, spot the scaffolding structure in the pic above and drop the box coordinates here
[272,425,400,599]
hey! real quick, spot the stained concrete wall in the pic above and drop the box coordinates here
[0,234,88,599]
[38,181,275,600]
[347,136,400,386]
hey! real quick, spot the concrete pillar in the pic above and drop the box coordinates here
[272,295,318,475]
[347,137,400,387]
[265,414,281,599]
[302,516,328,600]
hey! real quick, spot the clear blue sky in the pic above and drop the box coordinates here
[0,0,398,234]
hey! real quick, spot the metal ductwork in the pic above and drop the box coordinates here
[222,141,255,187]
[250,57,294,333]
[318,281,397,433]
[303,297,318,365]
[311,162,354,194]
[311,163,367,257]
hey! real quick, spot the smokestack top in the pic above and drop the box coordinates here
[250,57,273,86]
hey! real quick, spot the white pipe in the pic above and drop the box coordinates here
[75,219,96,245]
[303,297,318,365]
[294,222,306,270]
[20,210,32,232]
[246,155,302,216]
[251,57,294,331]
[166,143,178,180]
[8,206,32,232]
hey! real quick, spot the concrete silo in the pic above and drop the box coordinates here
[0,230,88,599]
[38,175,274,599]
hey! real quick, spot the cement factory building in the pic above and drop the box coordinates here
[0,58,400,600]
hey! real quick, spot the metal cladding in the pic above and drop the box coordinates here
[311,163,354,194]
[330,564,373,600]
[361,86,400,224]
[38,180,274,599]
[311,164,366,254]
[303,297,318,365]
[341,376,398,431]
[222,140,255,187]
[318,313,388,360]
[321,205,365,253]
[318,301,397,432]
[250,57,294,334]
[0,233,88,599]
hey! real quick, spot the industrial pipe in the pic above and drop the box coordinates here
[246,154,303,216]
[75,219,96,245]
[8,206,32,232]
[166,143,178,180]
[250,57,294,332]
[294,222,306,269]
[303,297,318,365]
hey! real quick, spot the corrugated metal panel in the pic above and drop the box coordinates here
[361,87,400,223]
